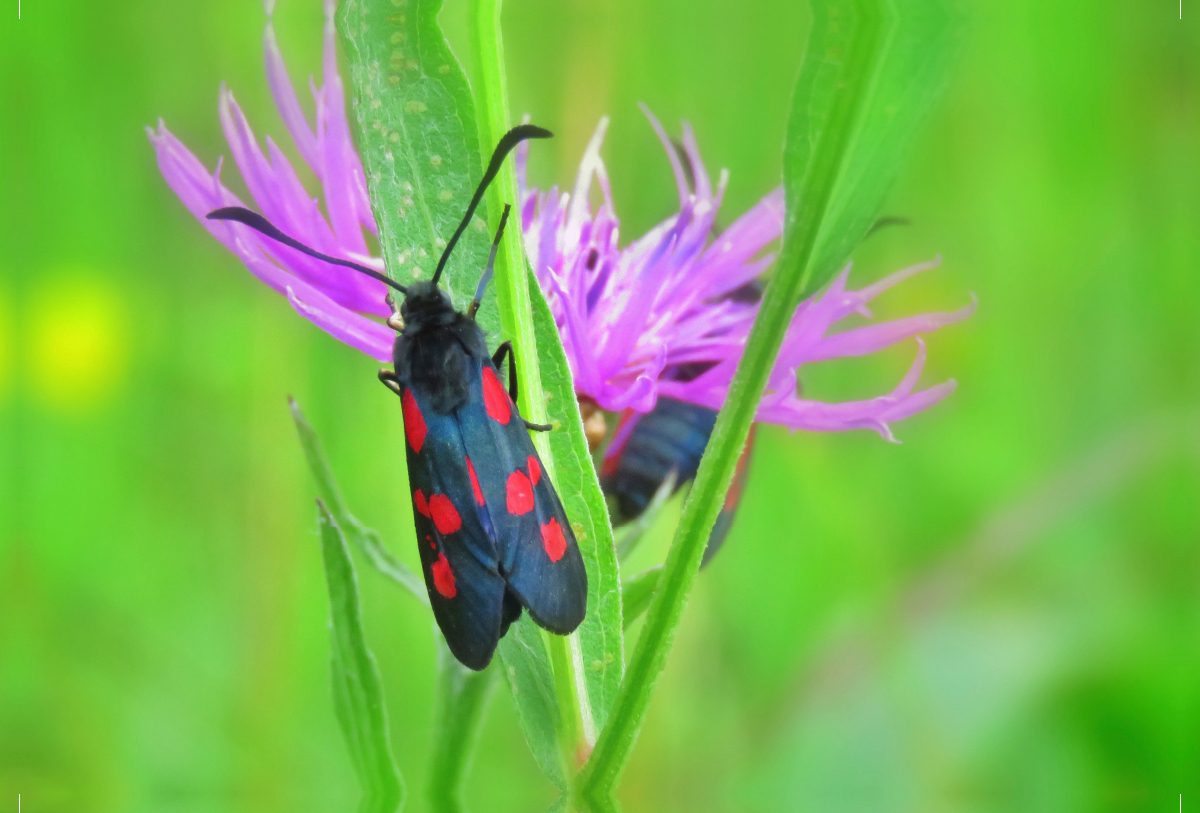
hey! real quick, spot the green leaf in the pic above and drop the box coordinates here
[620,567,662,631]
[290,397,427,603]
[428,634,496,813]
[529,274,625,732]
[582,0,947,804]
[336,0,500,331]
[469,0,624,760]
[339,0,625,776]
[497,616,567,790]
[317,501,405,813]
[793,0,962,299]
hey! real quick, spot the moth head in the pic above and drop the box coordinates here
[400,280,454,324]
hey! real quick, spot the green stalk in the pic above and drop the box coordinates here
[579,1,886,805]
[428,638,497,813]
[467,0,591,778]
[466,0,542,423]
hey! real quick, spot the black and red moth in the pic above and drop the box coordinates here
[207,125,587,670]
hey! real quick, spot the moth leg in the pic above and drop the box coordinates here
[492,340,552,436]
[493,342,553,432]
[385,294,405,332]
[378,368,403,396]
[491,340,519,402]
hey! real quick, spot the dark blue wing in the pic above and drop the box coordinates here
[454,357,587,635]
[401,383,506,670]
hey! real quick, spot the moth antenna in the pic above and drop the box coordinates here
[432,124,552,286]
[206,206,408,295]
[467,203,511,321]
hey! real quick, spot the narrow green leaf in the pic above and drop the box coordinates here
[497,616,568,790]
[796,0,962,298]
[317,501,405,813]
[620,567,663,631]
[291,397,427,603]
[336,0,499,331]
[530,275,625,732]
[428,634,497,813]
[469,0,624,758]
[582,0,905,803]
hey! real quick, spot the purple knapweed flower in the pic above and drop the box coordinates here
[148,5,972,442]
[147,4,396,363]
[518,110,975,441]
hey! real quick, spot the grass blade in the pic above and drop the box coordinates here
[428,635,497,813]
[291,397,426,602]
[619,567,663,631]
[531,278,625,734]
[317,501,405,813]
[797,0,962,298]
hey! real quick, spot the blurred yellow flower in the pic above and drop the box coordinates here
[0,286,10,403]
[27,273,129,413]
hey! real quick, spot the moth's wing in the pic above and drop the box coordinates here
[455,358,588,635]
[401,383,505,670]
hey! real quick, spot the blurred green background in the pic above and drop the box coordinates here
[2,0,1198,811]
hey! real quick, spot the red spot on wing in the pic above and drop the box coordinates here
[506,470,534,515]
[600,409,639,478]
[431,552,457,598]
[413,489,430,517]
[540,518,567,562]
[466,456,485,505]
[482,366,511,424]
[527,456,541,486]
[429,494,462,534]
[402,389,427,452]
[723,425,756,510]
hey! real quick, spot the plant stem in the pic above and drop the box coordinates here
[578,1,886,805]
[428,638,497,813]
[466,0,542,424]
[467,0,591,782]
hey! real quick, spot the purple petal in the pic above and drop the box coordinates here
[640,104,690,205]
[679,122,712,200]
[318,6,374,257]
[807,294,977,362]
[263,21,320,171]
[285,286,393,362]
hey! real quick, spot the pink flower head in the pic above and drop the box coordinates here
[148,8,972,441]
[147,3,395,363]
[518,109,975,440]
